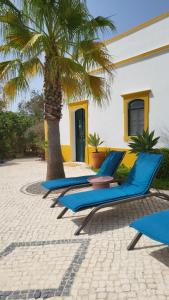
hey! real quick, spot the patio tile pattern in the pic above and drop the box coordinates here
[0,239,89,299]
[0,158,169,300]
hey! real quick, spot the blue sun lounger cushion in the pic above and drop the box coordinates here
[59,153,163,212]
[130,209,169,245]
[41,150,125,190]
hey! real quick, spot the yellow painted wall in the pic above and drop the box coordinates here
[44,120,136,168]
[61,144,136,169]
[88,147,136,168]
[61,145,72,161]
[44,120,48,160]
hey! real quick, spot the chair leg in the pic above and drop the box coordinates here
[57,207,69,219]
[74,193,154,236]
[127,232,143,250]
[157,192,169,202]
[51,183,92,208]
[51,198,59,208]
[50,186,73,208]
[74,206,102,236]
[42,190,51,199]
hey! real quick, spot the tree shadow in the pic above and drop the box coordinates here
[0,161,18,167]
[159,127,169,147]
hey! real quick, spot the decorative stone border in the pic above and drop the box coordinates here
[0,239,90,300]
[20,181,46,196]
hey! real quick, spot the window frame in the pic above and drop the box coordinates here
[122,90,150,141]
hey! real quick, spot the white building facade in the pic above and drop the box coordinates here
[59,12,169,167]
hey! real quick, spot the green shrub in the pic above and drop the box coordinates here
[156,148,169,179]
[0,112,33,159]
[128,130,160,153]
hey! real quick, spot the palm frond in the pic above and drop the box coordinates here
[0,0,20,14]
[22,33,43,52]
[0,12,20,25]
[22,57,43,78]
[0,0,116,108]
[61,75,82,100]
[0,59,20,80]
[48,56,84,83]
[3,76,29,99]
[85,74,109,106]
[0,43,13,55]
[75,40,113,72]
[90,16,115,32]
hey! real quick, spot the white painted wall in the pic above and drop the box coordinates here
[60,16,169,152]
[88,51,169,149]
[107,16,169,63]
[60,104,70,144]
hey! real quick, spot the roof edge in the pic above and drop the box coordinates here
[89,44,169,75]
[103,11,169,46]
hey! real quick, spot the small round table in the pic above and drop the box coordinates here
[87,176,114,190]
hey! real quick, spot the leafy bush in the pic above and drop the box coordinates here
[18,90,44,121]
[128,130,160,153]
[155,148,169,179]
[0,112,33,159]
[88,132,104,152]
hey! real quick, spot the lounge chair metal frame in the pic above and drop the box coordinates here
[127,191,169,250]
[50,179,122,208]
[42,151,126,202]
[43,182,92,200]
[50,183,91,208]
[57,191,169,236]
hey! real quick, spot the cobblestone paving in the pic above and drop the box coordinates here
[0,158,169,300]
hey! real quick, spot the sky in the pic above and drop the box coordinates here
[7,0,169,111]
[87,0,169,39]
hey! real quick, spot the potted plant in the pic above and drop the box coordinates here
[88,132,106,168]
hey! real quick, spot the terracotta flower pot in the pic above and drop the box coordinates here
[90,152,106,169]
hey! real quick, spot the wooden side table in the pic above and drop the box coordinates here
[87,176,114,190]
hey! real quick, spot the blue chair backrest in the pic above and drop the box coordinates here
[97,151,125,176]
[124,152,163,193]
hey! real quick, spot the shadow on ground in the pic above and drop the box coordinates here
[68,198,169,235]
[0,161,19,167]
[150,246,169,267]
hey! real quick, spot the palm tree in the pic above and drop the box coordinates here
[0,0,115,180]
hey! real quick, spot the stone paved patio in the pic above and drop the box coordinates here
[0,158,169,300]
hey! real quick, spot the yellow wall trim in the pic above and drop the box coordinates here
[103,11,169,46]
[69,100,88,107]
[122,90,151,99]
[61,145,136,168]
[61,145,72,162]
[44,120,48,160]
[123,90,150,142]
[90,44,169,75]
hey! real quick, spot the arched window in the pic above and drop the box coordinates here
[123,90,149,141]
[128,99,144,136]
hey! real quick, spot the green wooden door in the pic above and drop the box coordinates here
[75,108,85,162]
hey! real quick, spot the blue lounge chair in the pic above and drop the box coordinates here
[41,151,125,207]
[57,152,169,235]
[128,209,169,250]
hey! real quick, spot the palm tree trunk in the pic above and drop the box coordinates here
[46,118,65,180]
[44,55,65,180]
